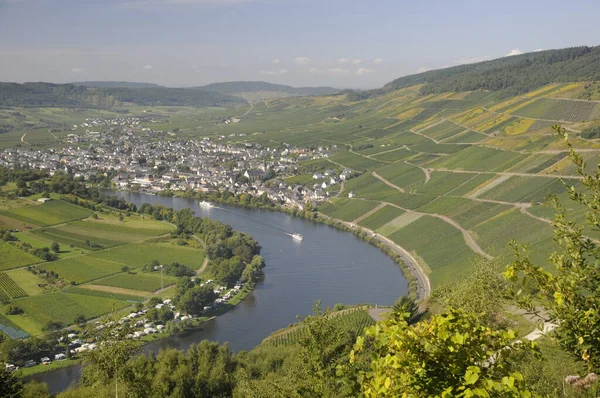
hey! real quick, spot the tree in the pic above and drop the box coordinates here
[178,284,217,315]
[121,266,129,273]
[0,368,22,398]
[74,314,86,327]
[504,126,600,373]
[389,296,420,325]
[42,320,62,332]
[435,257,508,328]
[351,308,535,397]
[50,241,60,253]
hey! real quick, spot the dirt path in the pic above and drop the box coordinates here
[196,257,209,275]
[20,132,27,143]
[405,160,431,183]
[241,101,254,117]
[434,167,584,180]
[368,307,391,321]
[352,202,387,224]
[370,173,492,259]
[80,284,149,297]
[372,171,405,192]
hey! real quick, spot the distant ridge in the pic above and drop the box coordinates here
[0,82,245,108]
[71,81,164,89]
[199,81,341,100]
[384,45,600,96]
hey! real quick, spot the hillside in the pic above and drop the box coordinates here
[71,81,164,89]
[0,82,246,109]
[384,45,600,96]
[199,81,341,101]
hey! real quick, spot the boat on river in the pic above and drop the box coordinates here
[199,201,214,208]
[290,233,303,241]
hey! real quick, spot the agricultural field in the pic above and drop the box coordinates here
[329,151,383,171]
[93,272,177,292]
[428,146,527,172]
[14,291,131,328]
[387,216,477,286]
[63,286,145,302]
[90,242,205,269]
[0,272,28,302]
[0,200,92,226]
[478,176,577,204]
[318,198,380,222]
[39,256,126,284]
[472,209,554,266]
[512,98,600,122]
[263,308,375,347]
[0,242,41,271]
[357,205,405,231]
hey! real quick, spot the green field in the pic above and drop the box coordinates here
[329,151,383,171]
[478,176,577,204]
[39,256,126,284]
[15,292,131,328]
[318,199,380,222]
[0,200,92,226]
[387,216,478,286]
[429,146,527,172]
[263,308,375,347]
[89,242,205,269]
[0,242,41,271]
[63,286,145,302]
[357,205,405,231]
[93,272,177,292]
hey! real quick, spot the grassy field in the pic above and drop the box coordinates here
[0,200,92,226]
[39,256,126,284]
[64,286,145,302]
[90,242,205,269]
[93,272,177,292]
[0,242,41,271]
[15,292,131,328]
[5,269,45,296]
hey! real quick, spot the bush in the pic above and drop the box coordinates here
[581,125,600,139]
[5,305,23,315]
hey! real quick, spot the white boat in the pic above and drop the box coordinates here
[290,233,303,241]
[199,201,214,208]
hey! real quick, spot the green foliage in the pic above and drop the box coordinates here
[434,258,508,327]
[0,367,22,398]
[385,46,600,96]
[504,126,600,372]
[580,125,600,139]
[177,283,217,314]
[352,308,535,397]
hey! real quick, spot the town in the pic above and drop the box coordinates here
[0,115,355,209]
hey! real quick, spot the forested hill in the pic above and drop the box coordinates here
[0,82,246,108]
[71,81,164,89]
[384,45,600,96]
[199,81,341,100]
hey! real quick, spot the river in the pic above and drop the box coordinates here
[29,192,407,392]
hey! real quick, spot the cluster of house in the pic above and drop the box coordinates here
[0,115,354,208]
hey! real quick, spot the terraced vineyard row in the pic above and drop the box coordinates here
[0,272,28,301]
[263,309,375,347]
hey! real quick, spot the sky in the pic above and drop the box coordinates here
[0,0,598,89]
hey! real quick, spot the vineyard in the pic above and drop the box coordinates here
[0,272,28,303]
[262,308,376,347]
[0,313,29,340]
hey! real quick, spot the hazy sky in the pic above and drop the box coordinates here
[0,0,598,89]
